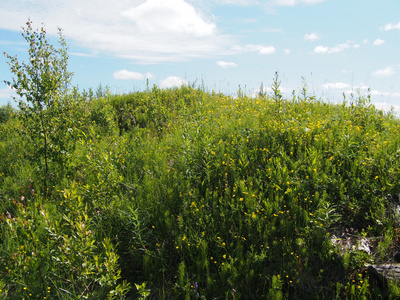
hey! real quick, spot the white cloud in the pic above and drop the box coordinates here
[381,21,400,31]
[322,82,351,90]
[114,70,145,80]
[145,72,155,80]
[122,0,215,37]
[283,49,291,55]
[362,39,369,44]
[272,0,325,6]
[372,39,385,46]
[314,45,329,53]
[234,44,276,55]
[0,86,17,99]
[216,61,238,68]
[160,76,187,88]
[304,32,320,41]
[0,0,233,63]
[372,66,396,78]
[373,102,400,115]
[258,46,276,55]
[314,40,358,54]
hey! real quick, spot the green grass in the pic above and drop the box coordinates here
[1,83,400,299]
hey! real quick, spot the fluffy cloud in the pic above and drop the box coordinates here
[0,0,232,63]
[234,44,276,55]
[381,21,400,31]
[216,61,238,68]
[114,70,143,80]
[122,0,215,37]
[304,32,321,41]
[314,40,359,54]
[160,76,188,88]
[372,39,385,46]
[372,66,396,78]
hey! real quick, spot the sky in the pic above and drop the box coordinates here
[1,0,400,112]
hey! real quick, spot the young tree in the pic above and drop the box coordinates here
[3,19,73,195]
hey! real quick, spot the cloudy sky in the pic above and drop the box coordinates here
[1,0,400,111]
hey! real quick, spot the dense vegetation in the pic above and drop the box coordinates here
[2,82,400,299]
[2,21,400,299]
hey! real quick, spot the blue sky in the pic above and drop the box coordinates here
[1,0,400,112]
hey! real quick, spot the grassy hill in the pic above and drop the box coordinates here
[1,83,400,299]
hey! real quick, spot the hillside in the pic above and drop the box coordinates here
[1,84,400,299]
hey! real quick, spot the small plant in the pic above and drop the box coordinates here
[271,71,283,103]
[135,282,151,299]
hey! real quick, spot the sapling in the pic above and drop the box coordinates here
[3,19,73,195]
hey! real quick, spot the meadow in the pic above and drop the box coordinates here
[1,77,400,299]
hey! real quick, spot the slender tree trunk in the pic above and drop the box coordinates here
[39,106,48,197]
